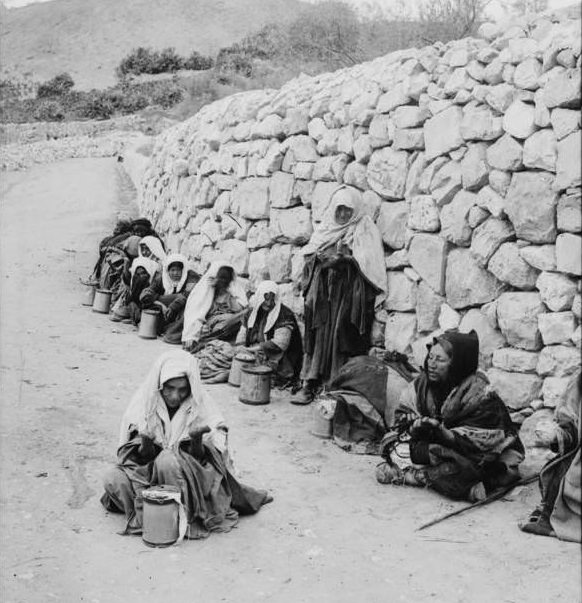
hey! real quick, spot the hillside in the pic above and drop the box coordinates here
[0,0,303,89]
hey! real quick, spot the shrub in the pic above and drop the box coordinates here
[182,51,214,71]
[33,99,65,121]
[36,73,75,98]
[154,47,184,73]
[151,84,184,108]
[78,91,115,120]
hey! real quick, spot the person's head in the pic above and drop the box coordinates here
[214,266,234,293]
[426,342,452,384]
[132,218,152,238]
[168,261,183,282]
[160,376,191,410]
[134,266,149,279]
[139,243,152,258]
[335,204,354,225]
[424,330,480,387]
[113,219,132,236]
[261,291,276,312]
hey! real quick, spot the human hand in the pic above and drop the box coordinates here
[410,417,440,440]
[188,425,211,460]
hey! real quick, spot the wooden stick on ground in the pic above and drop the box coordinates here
[416,473,539,532]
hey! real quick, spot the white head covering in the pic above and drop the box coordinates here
[130,256,159,282]
[119,350,226,450]
[247,280,281,335]
[162,253,190,295]
[181,260,248,343]
[139,236,166,263]
[301,185,387,301]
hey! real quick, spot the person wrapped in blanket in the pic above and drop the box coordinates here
[519,371,580,542]
[234,281,303,388]
[101,351,272,538]
[139,253,200,344]
[110,236,166,323]
[290,185,387,405]
[181,261,248,383]
[376,330,524,503]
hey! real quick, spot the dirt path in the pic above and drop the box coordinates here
[0,158,579,603]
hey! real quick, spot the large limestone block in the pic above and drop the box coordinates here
[459,308,506,367]
[483,59,504,85]
[384,312,417,354]
[476,185,505,218]
[246,221,272,250]
[505,171,558,243]
[542,376,573,408]
[488,170,512,197]
[424,106,464,160]
[556,131,582,191]
[542,68,581,108]
[429,161,462,206]
[488,368,543,410]
[367,147,410,200]
[368,114,395,148]
[385,272,417,311]
[440,190,477,246]
[557,191,581,233]
[293,179,315,207]
[503,100,537,139]
[460,103,504,141]
[556,233,582,275]
[285,135,319,162]
[550,108,580,140]
[312,155,349,182]
[404,151,427,198]
[461,143,489,191]
[269,171,296,209]
[519,245,556,272]
[284,108,309,136]
[343,162,369,190]
[393,128,425,151]
[216,239,249,276]
[486,134,523,171]
[468,206,489,229]
[497,292,545,350]
[376,201,408,249]
[538,311,576,345]
[416,281,444,332]
[485,83,516,113]
[270,206,313,245]
[311,181,340,222]
[247,248,270,288]
[522,129,557,172]
[492,348,539,373]
[407,195,440,232]
[471,218,515,266]
[392,106,430,129]
[409,234,449,295]
[446,248,505,309]
[234,177,270,220]
[251,114,285,140]
[377,83,411,113]
[536,271,577,311]
[488,242,539,290]
[537,345,581,377]
[353,135,374,162]
[513,57,542,90]
[268,244,293,283]
[419,156,448,193]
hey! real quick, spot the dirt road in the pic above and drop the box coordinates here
[0,158,579,603]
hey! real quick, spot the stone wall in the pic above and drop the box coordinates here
[140,13,581,430]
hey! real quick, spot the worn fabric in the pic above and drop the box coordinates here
[139,236,167,263]
[197,340,236,383]
[182,260,247,343]
[247,281,281,335]
[161,253,191,295]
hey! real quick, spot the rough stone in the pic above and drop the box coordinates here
[505,171,558,243]
[556,233,582,275]
[269,171,296,208]
[246,220,272,250]
[416,281,444,332]
[312,154,349,182]
[377,83,411,113]
[538,311,576,345]
[343,161,369,190]
[392,106,430,129]
[460,308,507,366]
[367,147,410,200]
[408,233,448,295]
[488,242,539,290]
[513,57,542,90]
[522,129,557,172]
[489,170,512,197]
[536,271,578,312]
[384,312,417,354]
[404,152,427,198]
[445,248,506,309]
[519,245,557,272]
[268,244,293,282]
[407,195,440,232]
[376,201,408,249]
[234,177,270,219]
[542,377,572,408]
[468,205,489,229]
[503,100,537,139]
[362,190,382,220]
[492,348,539,373]
[269,206,313,244]
[476,185,505,218]
[429,160,462,206]
[368,114,395,148]
[485,83,516,113]
[424,106,464,160]
[247,248,270,288]
[440,190,477,246]
[486,134,523,171]
[216,238,249,275]
[385,249,410,270]
[497,292,545,351]
[537,345,581,377]
[439,304,461,330]
[311,181,340,222]
[488,368,543,410]
[471,218,515,266]
[483,59,504,85]
[393,128,425,151]
[385,272,417,311]
[461,143,489,190]
[550,108,580,140]
[542,68,581,108]
[556,131,582,191]
[572,294,581,319]
[557,191,582,233]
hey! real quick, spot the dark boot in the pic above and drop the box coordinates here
[290,381,317,405]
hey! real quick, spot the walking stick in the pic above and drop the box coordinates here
[416,473,539,532]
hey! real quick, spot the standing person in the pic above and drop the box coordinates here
[235,281,303,388]
[101,350,272,539]
[140,253,200,344]
[290,186,387,405]
[376,330,525,502]
[519,371,580,541]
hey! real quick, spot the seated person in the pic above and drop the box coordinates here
[111,257,159,325]
[139,254,200,344]
[376,330,524,502]
[101,350,272,539]
[235,281,303,388]
[138,236,166,266]
[519,371,580,542]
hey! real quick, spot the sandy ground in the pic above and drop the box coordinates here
[0,157,580,603]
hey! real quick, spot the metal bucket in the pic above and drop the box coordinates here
[228,352,255,387]
[138,309,159,339]
[81,283,96,306]
[142,485,181,547]
[311,396,336,439]
[92,288,112,313]
[239,365,272,405]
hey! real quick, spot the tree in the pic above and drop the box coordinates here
[508,0,549,16]
[417,0,492,43]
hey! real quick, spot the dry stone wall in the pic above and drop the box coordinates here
[141,13,581,429]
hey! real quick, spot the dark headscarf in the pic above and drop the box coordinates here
[131,217,153,231]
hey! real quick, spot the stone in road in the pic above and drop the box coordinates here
[0,158,579,603]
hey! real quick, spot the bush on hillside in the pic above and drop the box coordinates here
[33,99,65,121]
[77,91,115,120]
[183,51,214,71]
[116,47,214,78]
[36,73,75,98]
